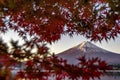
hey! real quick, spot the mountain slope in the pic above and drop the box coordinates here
[57,41,120,65]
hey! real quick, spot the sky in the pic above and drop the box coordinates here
[49,34,120,54]
[1,29,120,54]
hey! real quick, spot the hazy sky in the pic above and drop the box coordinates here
[49,34,120,54]
[1,30,120,54]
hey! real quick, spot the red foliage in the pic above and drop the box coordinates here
[0,0,119,80]
[14,55,110,80]
[0,0,119,43]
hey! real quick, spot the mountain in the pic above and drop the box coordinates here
[57,41,120,65]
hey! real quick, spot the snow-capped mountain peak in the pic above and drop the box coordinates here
[76,41,99,52]
[57,41,120,65]
[79,41,86,50]
[78,41,87,52]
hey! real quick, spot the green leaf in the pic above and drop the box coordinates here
[9,0,15,9]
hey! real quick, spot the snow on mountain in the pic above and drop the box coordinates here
[57,41,120,65]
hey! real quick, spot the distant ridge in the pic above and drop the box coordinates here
[57,41,120,65]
